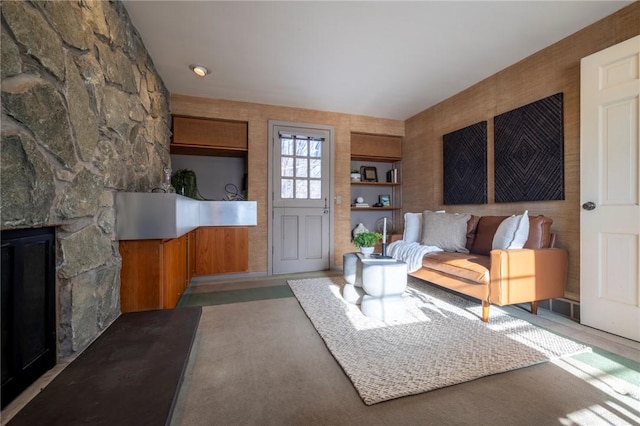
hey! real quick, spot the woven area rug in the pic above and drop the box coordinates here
[288,276,591,405]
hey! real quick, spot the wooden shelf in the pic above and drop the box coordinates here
[351,207,401,211]
[351,181,401,186]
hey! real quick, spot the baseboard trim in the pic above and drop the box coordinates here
[538,298,580,322]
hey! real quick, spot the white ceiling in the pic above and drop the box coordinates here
[123,1,632,120]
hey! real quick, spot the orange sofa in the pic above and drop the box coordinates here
[392,215,568,322]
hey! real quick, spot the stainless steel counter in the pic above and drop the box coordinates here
[115,193,257,240]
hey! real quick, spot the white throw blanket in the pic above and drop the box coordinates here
[387,241,442,273]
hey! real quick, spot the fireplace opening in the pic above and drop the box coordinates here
[1,227,56,409]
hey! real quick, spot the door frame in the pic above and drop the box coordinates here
[267,120,335,275]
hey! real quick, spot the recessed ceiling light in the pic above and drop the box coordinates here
[190,64,209,77]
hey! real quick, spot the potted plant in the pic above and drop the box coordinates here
[350,169,361,182]
[352,231,382,255]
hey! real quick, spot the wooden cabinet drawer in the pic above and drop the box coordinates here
[351,132,402,161]
[172,115,248,152]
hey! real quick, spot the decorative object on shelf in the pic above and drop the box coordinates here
[171,168,212,200]
[443,121,487,205]
[224,183,246,201]
[351,169,362,182]
[386,168,399,183]
[153,166,177,193]
[375,217,394,235]
[351,223,369,239]
[352,231,383,256]
[379,194,391,207]
[360,166,378,182]
[352,197,369,208]
[494,92,564,202]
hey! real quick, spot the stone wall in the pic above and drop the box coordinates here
[1,0,171,357]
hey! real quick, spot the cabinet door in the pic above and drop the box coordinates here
[195,227,249,275]
[162,235,187,309]
[351,133,402,161]
[172,116,248,150]
[120,240,163,312]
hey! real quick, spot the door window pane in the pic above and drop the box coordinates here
[281,138,293,155]
[309,180,321,199]
[281,157,293,177]
[281,179,293,198]
[309,140,321,158]
[295,158,308,177]
[295,180,308,199]
[309,159,321,178]
[296,139,308,157]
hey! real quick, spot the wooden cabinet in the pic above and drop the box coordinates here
[119,227,249,312]
[171,115,248,157]
[195,227,249,275]
[120,234,190,313]
[351,132,402,161]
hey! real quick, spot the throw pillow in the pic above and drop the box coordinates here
[402,212,423,243]
[403,210,445,243]
[421,211,471,253]
[492,210,530,249]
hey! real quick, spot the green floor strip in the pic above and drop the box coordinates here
[572,347,640,387]
[177,285,294,307]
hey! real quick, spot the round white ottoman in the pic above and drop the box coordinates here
[343,252,358,285]
[342,283,365,305]
[361,295,406,321]
[360,261,407,297]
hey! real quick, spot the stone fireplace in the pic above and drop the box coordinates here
[1,0,171,359]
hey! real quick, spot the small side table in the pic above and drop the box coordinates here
[342,252,408,321]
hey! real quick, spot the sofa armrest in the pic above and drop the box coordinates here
[489,248,568,306]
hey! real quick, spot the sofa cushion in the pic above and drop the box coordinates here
[470,216,509,255]
[524,215,553,249]
[422,252,490,284]
[493,210,529,249]
[421,211,471,253]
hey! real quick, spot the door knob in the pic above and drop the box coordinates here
[582,201,596,211]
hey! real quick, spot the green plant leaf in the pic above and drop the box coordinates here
[352,232,382,248]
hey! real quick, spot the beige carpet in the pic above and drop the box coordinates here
[289,276,591,405]
[170,296,639,425]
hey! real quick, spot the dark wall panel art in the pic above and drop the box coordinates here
[494,93,564,203]
[443,121,487,205]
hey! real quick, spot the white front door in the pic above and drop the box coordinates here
[580,35,640,342]
[270,122,333,274]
